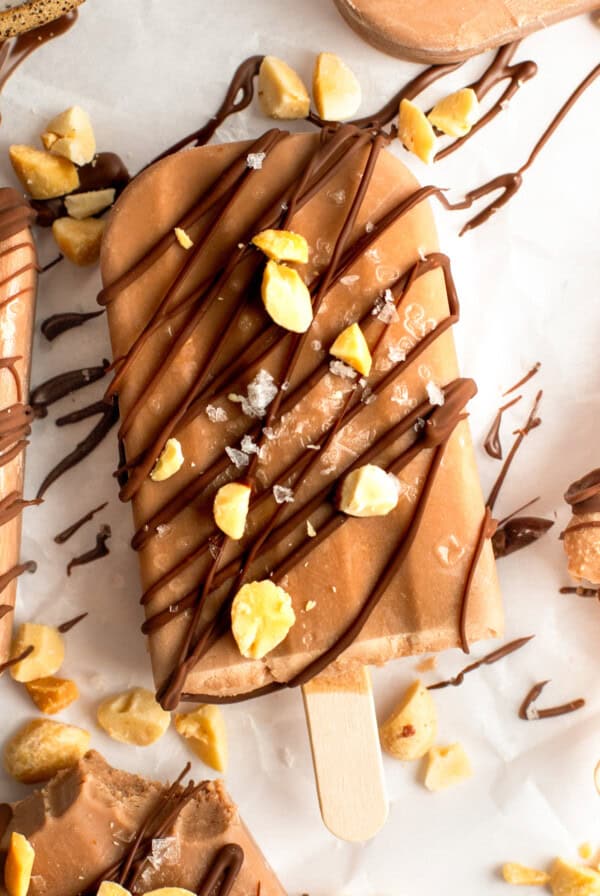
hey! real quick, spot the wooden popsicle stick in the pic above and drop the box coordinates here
[302,665,388,842]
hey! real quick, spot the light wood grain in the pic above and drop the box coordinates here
[302,665,388,842]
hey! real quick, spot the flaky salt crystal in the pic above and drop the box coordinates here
[206,404,228,423]
[328,188,346,205]
[150,836,180,867]
[225,446,250,468]
[340,274,359,286]
[263,426,276,440]
[426,381,445,406]
[241,434,261,456]
[229,369,278,418]
[388,344,406,364]
[273,485,294,504]
[329,359,357,380]
[311,339,322,351]
[246,152,266,169]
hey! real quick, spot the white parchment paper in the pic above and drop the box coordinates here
[0,2,599,893]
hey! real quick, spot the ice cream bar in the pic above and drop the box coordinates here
[332,0,597,63]
[0,750,286,896]
[100,129,502,706]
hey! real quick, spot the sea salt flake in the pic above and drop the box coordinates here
[241,435,260,455]
[229,369,278,418]
[150,837,180,867]
[306,521,317,537]
[155,524,171,538]
[340,274,359,286]
[361,386,376,405]
[329,359,357,380]
[426,381,445,406]
[306,443,320,450]
[311,339,322,351]
[206,404,228,423]
[414,417,426,432]
[263,426,276,440]
[246,151,266,170]
[365,221,374,233]
[328,188,346,205]
[225,446,250,468]
[305,600,317,611]
[208,537,221,559]
[273,485,294,504]
[388,344,407,364]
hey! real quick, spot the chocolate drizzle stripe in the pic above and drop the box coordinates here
[502,361,541,396]
[0,643,33,674]
[54,501,108,544]
[56,399,113,427]
[0,491,41,527]
[483,394,521,460]
[519,680,585,720]
[66,526,111,576]
[0,603,12,620]
[196,844,245,896]
[428,635,534,690]
[0,355,23,401]
[30,362,108,414]
[560,585,599,598]
[41,309,104,342]
[458,506,496,654]
[57,611,88,633]
[0,559,35,595]
[487,390,542,512]
[39,253,63,273]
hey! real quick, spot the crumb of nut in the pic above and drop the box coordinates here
[424,743,472,791]
[64,188,115,219]
[313,52,361,122]
[398,99,437,164]
[231,580,296,659]
[416,655,437,673]
[261,260,313,333]
[338,464,400,518]
[213,482,251,540]
[10,623,65,683]
[52,216,105,266]
[252,228,308,264]
[150,437,184,482]
[258,56,310,120]
[330,322,372,377]
[428,87,480,138]
[579,844,594,862]
[501,863,550,886]
[9,144,79,199]
[3,718,90,783]
[4,832,35,896]
[174,705,228,773]
[97,883,132,896]
[96,687,170,746]
[304,600,316,612]
[379,680,437,761]
[563,513,600,585]
[306,520,317,538]
[550,858,600,896]
[25,676,79,715]
[41,106,96,166]
[174,226,194,249]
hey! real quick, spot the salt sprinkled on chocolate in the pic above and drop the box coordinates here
[246,152,266,170]
[273,485,294,504]
[228,369,278,418]
[206,404,228,423]
[329,360,357,380]
[426,381,445,406]
[225,446,249,469]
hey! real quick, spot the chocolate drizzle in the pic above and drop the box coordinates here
[487,390,542,512]
[492,516,554,559]
[66,525,111,576]
[483,395,521,460]
[0,643,32,674]
[428,635,534,690]
[57,611,88,633]
[502,361,541,397]
[54,501,108,544]
[458,506,497,653]
[518,680,585,720]
[30,361,108,417]
[0,559,36,594]
[41,309,104,342]
[560,585,599,598]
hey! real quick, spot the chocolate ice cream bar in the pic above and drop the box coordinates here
[100,128,502,706]
[0,750,285,896]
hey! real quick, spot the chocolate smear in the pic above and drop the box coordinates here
[560,585,599,598]
[519,679,585,720]
[56,399,113,427]
[30,361,109,417]
[54,501,108,544]
[66,526,111,576]
[0,603,12,620]
[428,635,534,690]
[0,559,36,594]
[502,361,541,396]
[492,516,554,558]
[484,394,521,460]
[57,611,88,633]
[41,310,104,342]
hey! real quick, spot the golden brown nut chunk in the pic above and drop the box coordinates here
[502,863,550,886]
[424,742,472,791]
[563,513,600,585]
[41,106,96,166]
[258,56,310,120]
[174,705,228,772]
[25,676,79,715]
[313,52,362,121]
[10,623,65,683]
[97,884,132,896]
[261,260,313,333]
[428,88,479,138]
[338,464,400,518]
[150,437,184,482]
[379,680,437,761]
[213,482,251,540]
[9,145,79,199]
[64,188,115,219]
[52,216,105,266]
[97,687,171,745]
[330,322,372,376]
[252,228,308,263]
[174,227,194,249]
[4,718,90,783]
[549,858,600,896]
[398,99,436,164]
[231,580,296,659]
[4,832,35,896]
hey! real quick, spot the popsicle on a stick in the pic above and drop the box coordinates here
[100,128,502,707]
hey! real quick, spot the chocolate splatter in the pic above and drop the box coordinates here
[0,644,32,674]
[57,611,88,633]
[560,585,599,598]
[487,390,542,512]
[519,680,585,720]
[41,309,104,342]
[492,516,554,558]
[428,635,534,690]
[484,394,521,460]
[30,361,109,417]
[54,501,108,544]
[66,526,111,576]
[56,399,113,427]
[503,362,541,396]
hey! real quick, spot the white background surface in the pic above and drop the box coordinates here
[0,2,599,893]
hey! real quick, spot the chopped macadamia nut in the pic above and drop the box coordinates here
[252,228,308,264]
[174,705,228,772]
[174,226,194,249]
[550,858,600,896]
[258,56,310,120]
[41,106,96,166]
[64,188,115,219]
[145,890,195,896]
[424,743,472,791]
[52,216,105,266]
[428,88,480,138]
[97,884,132,896]
[213,482,251,540]
[379,680,437,761]
[150,437,184,482]
[4,832,35,896]
[231,580,296,659]
[339,464,400,518]
[502,863,550,886]
[25,676,79,714]
[313,52,362,121]
[261,260,313,333]
[97,687,170,746]
[398,99,437,164]
[10,623,65,682]
[3,719,90,783]
[330,322,372,376]
[9,144,79,199]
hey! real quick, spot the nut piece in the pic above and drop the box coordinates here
[145,890,196,896]
[563,513,600,585]
[97,687,171,746]
[424,743,472,791]
[231,580,296,659]
[41,106,96,166]
[550,858,600,896]
[150,437,184,482]
[261,260,313,333]
[174,705,228,772]
[428,88,480,138]
[502,863,550,886]
[64,188,115,219]
[174,227,194,249]
[97,883,132,896]
[313,52,362,122]
[398,99,437,165]
[4,832,35,896]
[9,145,79,199]
[258,56,310,120]
[52,216,105,266]
[25,676,79,715]
[338,464,400,518]
[379,680,437,761]
[4,718,90,783]
[10,624,65,683]
[330,322,372,376]
[213,482,251,540]
[252,229,308,264]
[579,844,594,862]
